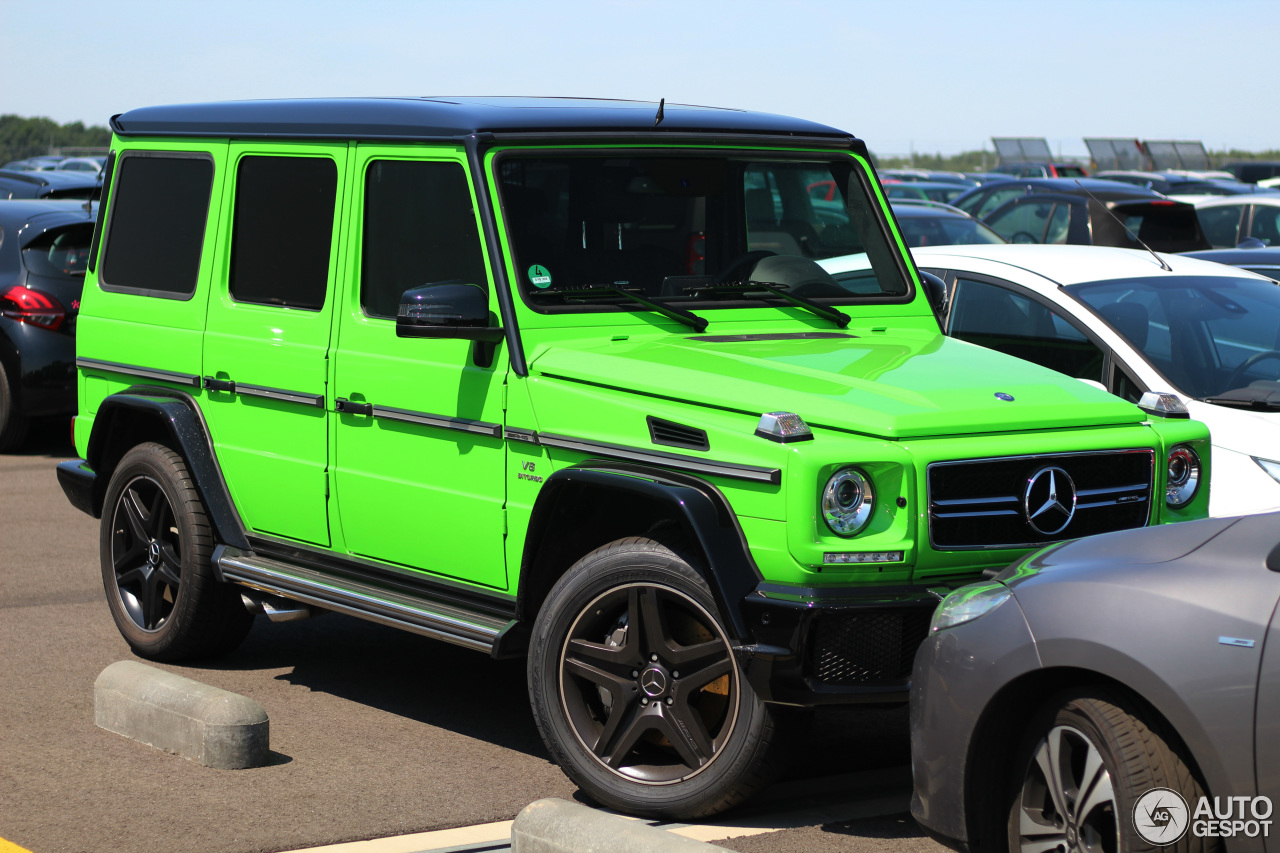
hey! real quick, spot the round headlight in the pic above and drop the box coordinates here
[1166,444,1201,507]
[822,467,875,536]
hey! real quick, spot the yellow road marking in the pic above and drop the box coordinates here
[0,837,34,853]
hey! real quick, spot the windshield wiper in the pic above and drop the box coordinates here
[1203,387,1280,409]
[687,280,851,329]
[531,284,708,332]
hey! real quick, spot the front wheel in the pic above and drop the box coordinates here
[100,442,253,661]
[1007,690,1217,853]
[528,537,786,818]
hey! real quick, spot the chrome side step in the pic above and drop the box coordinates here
[214,546,510,654]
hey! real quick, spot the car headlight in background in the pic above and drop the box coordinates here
[1165,444,1201,507]
[930,581,1012,633]
[821,467,874,536]
[1254,457,1280,484]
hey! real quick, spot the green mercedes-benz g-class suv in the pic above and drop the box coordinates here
[57,97,1208,818]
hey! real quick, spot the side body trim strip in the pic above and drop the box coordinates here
[538,432,780,485]
[77,357,200,387]
[372,404,502,438]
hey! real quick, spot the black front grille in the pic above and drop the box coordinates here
[809,607,935,686]
[929,449,1154,550]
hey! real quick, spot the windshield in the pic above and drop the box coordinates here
[496,153,910,313]
[1066,275,1280,401]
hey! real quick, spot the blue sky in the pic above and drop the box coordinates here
[2,0,1276,158]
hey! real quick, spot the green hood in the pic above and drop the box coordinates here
[530,330,1145,439]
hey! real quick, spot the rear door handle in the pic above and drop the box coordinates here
[335,398,373,416]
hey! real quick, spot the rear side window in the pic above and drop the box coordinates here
[100,154,214,297]
[361,159,487,319]
[229,155,338,311]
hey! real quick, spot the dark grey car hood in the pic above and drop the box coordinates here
[995,514,1270,588]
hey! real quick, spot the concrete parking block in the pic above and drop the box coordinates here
[511,799,731,853]
[93,660,268,769]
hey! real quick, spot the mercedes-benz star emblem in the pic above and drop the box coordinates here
[147,540,161,564]
[640,666,668,697]
[1023,466,1077,535]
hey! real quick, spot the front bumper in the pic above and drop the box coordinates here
[735,578,976,707]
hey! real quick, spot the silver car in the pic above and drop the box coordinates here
[911,511,1280,853]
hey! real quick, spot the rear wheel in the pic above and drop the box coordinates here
[100,442,253,661]
[0,360,30,452]
[528,536,787,819]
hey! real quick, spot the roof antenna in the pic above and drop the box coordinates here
[653,98,665,127]
[1074,179,1172,271]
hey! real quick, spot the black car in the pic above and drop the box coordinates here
[1225,161,1280,184]
[0,169,102,201]
[0,200,96,449]
[1095,170,1269,198]
[950,177,1160,220]
[953,179,1210,253]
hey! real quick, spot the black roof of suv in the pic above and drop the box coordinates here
[112,97,854,143]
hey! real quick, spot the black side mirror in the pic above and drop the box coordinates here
[396,282,504,367]
[920,272,949,321]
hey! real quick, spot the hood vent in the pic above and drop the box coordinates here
[647,416,709,451]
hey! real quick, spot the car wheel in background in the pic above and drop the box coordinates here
[100,442,253,661]
[1007,690,1217,853]
[528,536,786,818]
[0,360,30,452]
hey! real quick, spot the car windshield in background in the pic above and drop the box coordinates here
[496,153,909,311]
[1067,275,1280,403]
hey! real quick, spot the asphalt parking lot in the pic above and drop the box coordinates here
[0,428,942,853]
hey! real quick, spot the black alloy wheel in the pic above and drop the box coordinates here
[529,536,787,819]
[559,582,738,783]
[109,473,183,631]
[100,442,253,660]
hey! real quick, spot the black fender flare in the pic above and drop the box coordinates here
[516,461,762,645]
[79,385,249,551]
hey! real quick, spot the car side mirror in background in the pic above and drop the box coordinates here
[396,281,504,366]
[1236,237,1268,249]
[920,272,949,322]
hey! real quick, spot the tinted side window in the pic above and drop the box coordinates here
[949,278,1103,382]
[1198,205,1245,248]
[362,160,487,319]
[976,186,1027,219]
[100,155,213,296]
[1249,206,1280,247]
[987,200,1056,243]
[229,156,337,310]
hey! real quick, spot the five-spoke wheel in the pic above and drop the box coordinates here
[559,582,738,783]
[109,473,184,631]
[529,537,786,818]
[100,442,253,661]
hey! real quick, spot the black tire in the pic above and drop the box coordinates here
[528,536,787,819]
[0,359,30,452]
[1007,689,1218,853]
[100,442,253,661]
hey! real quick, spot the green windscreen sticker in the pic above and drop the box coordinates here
[528,264,552,288]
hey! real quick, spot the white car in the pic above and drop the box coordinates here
[821,244,1280,516]
[1194,193,1280,248]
